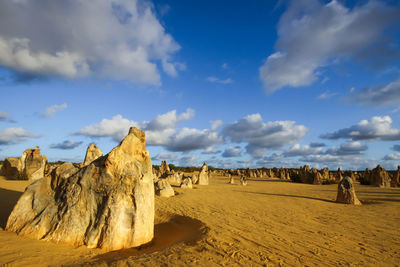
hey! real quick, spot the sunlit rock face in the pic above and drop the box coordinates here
[336,177,361,205]
[21,147,48,181]
[6,127,155,251]
[198,162,209,185]
[83,144,103,166]
[1,147,47,181]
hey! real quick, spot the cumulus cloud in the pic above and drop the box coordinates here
[310,142,325,148]
[383,152,400,161]
[321,116,400,141]
[347,77,400,107]
[152,152,179,161]
[210,120,223,131]
[283,144,324,157]
[392,144,400,152]
[222,146,241,158]
[179,155,200,167]
[76,108,223,152]
[0,127,42,145]
[0,0,181,84]
[0,111,16,123]
[222,113,308,157]
[41,103,67,118]
[207,76,233,84]
[76,114,137,142]
[166,128,223,152]
[325,141,368,156]
[259,0,400,92]
[50,140,83,150]
[202,146,221,155]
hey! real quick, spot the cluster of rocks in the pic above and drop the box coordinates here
[1,147,47,180]
[6,127,155,251]
[360,165,399,188]
[152,161,210,198]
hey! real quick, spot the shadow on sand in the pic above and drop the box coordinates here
[236,190,335,203]
[0,188,22,228]
[82,214,208,265]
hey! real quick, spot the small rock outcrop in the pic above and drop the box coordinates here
[391,166,400,187]
[197,162,209,185]
[370,165,391,188]
[336,177,361,205]
[310,168,322,185]
[155,179,175,197]
[191,174,199,184]
[180,177,193,189]
[1,157,22,179]
[228,174,234,184]
[240,175,247,186]
[83,144,102,166]
[361,165,391,187]
[1,147,47,180]
[6,127,155,251]
[159,160,170,176]
[21,147,48,180]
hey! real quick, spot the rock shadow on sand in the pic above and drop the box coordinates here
[236,191,335,203]
[0,188,22,228]
[81,214,209,265]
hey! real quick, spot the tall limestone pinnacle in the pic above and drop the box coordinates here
[6,127,155,251]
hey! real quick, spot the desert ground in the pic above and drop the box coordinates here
[1,174,399,266]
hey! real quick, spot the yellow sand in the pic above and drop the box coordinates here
[0,175,399,266]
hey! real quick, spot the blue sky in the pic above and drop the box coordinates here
[1,0,400,170]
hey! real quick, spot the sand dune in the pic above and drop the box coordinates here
[0,175,399,266]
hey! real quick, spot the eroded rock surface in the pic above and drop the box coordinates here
[197,162,209,185]
[6,127,155,251]
[180,177,193,189]
[83,144,102,166]
[155,179,175,197]
[21,147,48,180]
[336,177,361,205]
[1,157,22,179]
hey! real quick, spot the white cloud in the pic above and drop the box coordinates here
[207,76,233,84]
[383,152,400,161]
[41,103,67,118]
[179,155,200,167]
[152,152,179,161]
[166,128,223,152]
[76,114,137,142]
[75,108,223,152]
[321,115,400,141]
[50,140,83,150]
[347,77,400,107]
[0,127,42,145]
[222,146,241,158]
[317,91,337,100]
[222,113,308,157]
[0,0,181,84]
[284,144,324,157]
[0,111,16,123]
[210,120,223,131]
[325,141,368,155]
[259,0,400,92]
[222,63,228,69]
